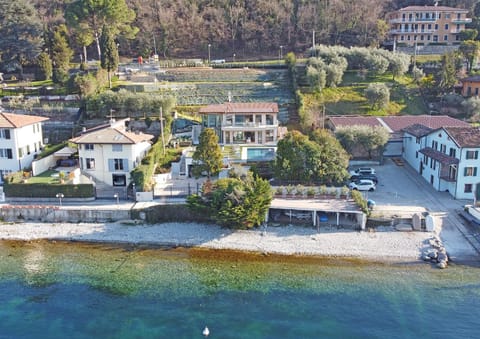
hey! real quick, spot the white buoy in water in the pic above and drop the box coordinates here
[202,326,210,337]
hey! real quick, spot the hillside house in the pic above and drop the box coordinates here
[70,119,153,187]
[0,111,48,182]
[460,75,480,97]
[403,125,480,200]
[387,5,471,49]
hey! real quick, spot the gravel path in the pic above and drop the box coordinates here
[1,220,475,263]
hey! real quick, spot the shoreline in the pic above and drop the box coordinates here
[1,220,477,264]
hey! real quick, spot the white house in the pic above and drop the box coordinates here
[403,125,480,200]
[70,119,154,187]
[0,111,49,182]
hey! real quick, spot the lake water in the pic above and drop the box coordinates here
[0,240,479,338]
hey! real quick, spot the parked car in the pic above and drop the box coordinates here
[349,167,376,176]
[350,173,378,184]
[348,179,376,191]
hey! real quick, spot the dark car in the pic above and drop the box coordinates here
[350,173,378,184]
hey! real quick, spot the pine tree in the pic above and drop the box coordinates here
[192,128,223,179]
[100,25,119,89]
[51,25,73,84]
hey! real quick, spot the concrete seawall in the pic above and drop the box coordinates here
[1,205,131,223]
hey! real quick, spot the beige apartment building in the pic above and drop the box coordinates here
[387,5,471,48]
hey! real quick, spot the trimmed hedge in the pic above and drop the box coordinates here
[131,204,211,223]
[4,182,95,198]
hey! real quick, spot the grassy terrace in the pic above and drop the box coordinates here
[302,71,427,117]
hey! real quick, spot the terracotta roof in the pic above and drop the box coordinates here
[70,126,154,144]
[199,102,279,114]
[461,75,480,83]
[381,115,470,131]
[0,112,49,128]
[443,127,480,148]
[419,147,459,165]
[402,123,433,137]
[327,116,383,129]
[399,6,468,12]
[328,115,469,133]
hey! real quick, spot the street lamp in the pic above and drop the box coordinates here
[279,45,284,60]
[208,44,211,64]
[114,193,119,205]
[233,53,236,62]
[56,193,64,206]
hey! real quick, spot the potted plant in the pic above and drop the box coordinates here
[275,186,284,197]
[58,171,66,184]
[285,184,295,197]
[340,185,349,199]
[306,187,316,198]
[295,184,305,198]
[318,185,328,198]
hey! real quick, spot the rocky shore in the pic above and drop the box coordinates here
[0,219,477,264]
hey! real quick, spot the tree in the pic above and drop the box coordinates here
[187,169,272,229]
[66,0,137,61]
[461,97,480,122]
[274,130,349,184]
[335,125,389,159]
[364,83,390,110]
[459,40,480,73]
[389,53,410,80]
[0,0,43,74]
[459,29,478,41]
[191,128,223,179]
[437,52,461,92]
[100,25,119,89]
[51,24,73,84]
[36,52,52,81]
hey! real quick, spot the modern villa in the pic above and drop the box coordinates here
[0,111,49,182]
[198,102,281,145]
[70,119,154,187]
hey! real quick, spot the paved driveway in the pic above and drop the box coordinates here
[359,158,480,260]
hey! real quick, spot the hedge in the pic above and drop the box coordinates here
[131,204,211,223]
[4,182,95,198]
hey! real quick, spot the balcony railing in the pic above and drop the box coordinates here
[452,18,472,24]
[390,18,437,24]
[221,122,276,128]
[390,29,435,34]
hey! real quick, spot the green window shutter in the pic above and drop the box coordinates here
[108,159,114,171]
[475,167,478,176]
[464,167,468,176]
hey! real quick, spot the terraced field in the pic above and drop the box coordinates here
[144,67,294,123]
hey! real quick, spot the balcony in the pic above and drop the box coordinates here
[390,18,437,24]
[452,18,472,24]
[390,29,435,34]
[221,121,277,129]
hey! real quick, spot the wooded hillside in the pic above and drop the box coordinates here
[27,0,479,61]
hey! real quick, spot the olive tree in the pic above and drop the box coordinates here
[365,83,390,110]
[335,125,389,159]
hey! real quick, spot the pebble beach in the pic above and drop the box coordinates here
[0,215,477,263]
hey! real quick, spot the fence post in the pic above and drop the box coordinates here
[188,183,191,195]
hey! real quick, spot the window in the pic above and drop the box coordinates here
[86,158,95,169]
[112,144,123,152]
[427,35,431,41]
[449,148,456,158]
[465,184,473,193]
[466,151,478,159]
[0,129,11,139]
[18,148,23,158]
[464,167,477,176]
[114,159,124,170]
[416,151,418,159]
[432,140,438,149]
[401,36,405,41]
[433,35,438,42]
[444,35,448,41]
[435,24,438,30]
[445,14,450,19]
[85,144,94,151]
[440,144,446,153]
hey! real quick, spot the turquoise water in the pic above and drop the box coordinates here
[0,241,479,338]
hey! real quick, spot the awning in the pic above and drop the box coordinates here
[54,146,77,157]
[419,147,459,165]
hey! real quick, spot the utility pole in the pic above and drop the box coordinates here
[312,30,316,57]
[160,107,166,155]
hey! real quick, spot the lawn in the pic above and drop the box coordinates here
[302,71,428,117]
[24,170,63,184]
